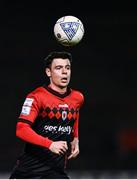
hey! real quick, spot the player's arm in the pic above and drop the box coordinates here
[68,112,80,159]
[16,121,68,154]
[16,121,53,148]
[68,92,84,159]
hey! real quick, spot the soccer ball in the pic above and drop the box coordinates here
[54,15,84,46]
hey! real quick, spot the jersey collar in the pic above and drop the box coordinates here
[43,84,71,98]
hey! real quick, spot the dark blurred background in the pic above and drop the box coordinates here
[1,0,137,178]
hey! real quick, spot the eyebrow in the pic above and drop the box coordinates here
[55,64,71,67]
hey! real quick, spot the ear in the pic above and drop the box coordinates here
[45,68,51,77]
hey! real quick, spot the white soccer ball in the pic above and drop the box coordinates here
[54,15,84,46]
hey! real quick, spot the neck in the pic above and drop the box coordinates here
[48,84,67,94]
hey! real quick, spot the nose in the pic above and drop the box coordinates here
[62,67,67,74]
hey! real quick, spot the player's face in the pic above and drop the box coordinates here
[46,58,71,90]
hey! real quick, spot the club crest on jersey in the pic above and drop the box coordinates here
[62,110,67,121]
[58,104,68,121]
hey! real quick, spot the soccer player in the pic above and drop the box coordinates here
[10,51,84,179]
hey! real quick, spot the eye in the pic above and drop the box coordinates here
[55,66,62,69]
[66,65,71,70]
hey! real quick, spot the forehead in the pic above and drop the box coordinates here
[52,58,71,66]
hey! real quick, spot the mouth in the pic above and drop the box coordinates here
[61,77,68,83]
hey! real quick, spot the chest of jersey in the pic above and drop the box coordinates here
[39,94,80,122]
[29,90,80,140]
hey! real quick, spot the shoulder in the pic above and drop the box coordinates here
[23,86,46,107]
[25,86,46,101]
[27,86,46,96]
[71,89,84,105]
[72,89,84,100]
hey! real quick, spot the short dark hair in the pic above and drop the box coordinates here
[44,51,72,68]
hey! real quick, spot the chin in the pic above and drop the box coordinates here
[59,84,68,89]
